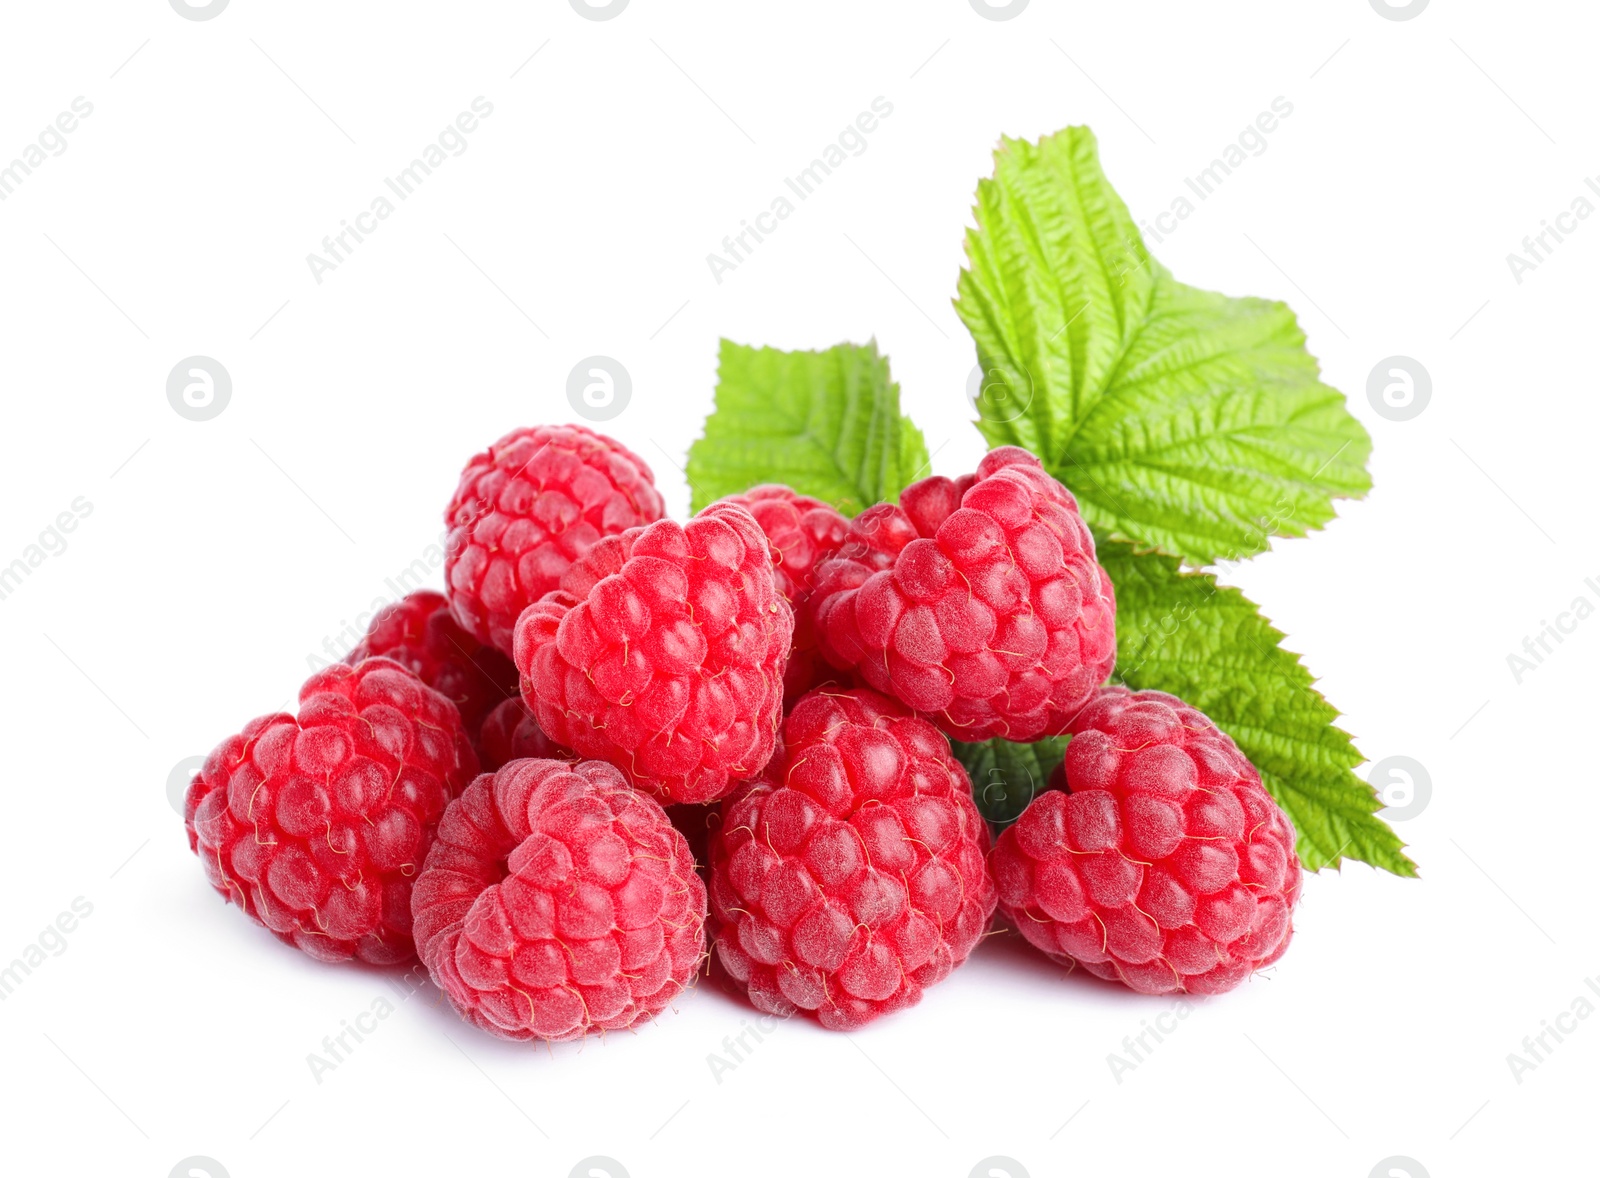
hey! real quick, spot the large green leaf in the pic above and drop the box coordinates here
[955,127,1371,563]
[1102,538,1415,876]
[687,339,930,515]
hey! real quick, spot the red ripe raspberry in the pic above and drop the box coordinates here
[810,447,1116,742]
[445,425,664,654]
[716,485,850,704]
[710,687,996,1029]
[477,696,566,770]
[991,688,1302,995]
[184,658,480,965]
[411,758,707,1042]
[513,503,793,805]
[347,590,518,738]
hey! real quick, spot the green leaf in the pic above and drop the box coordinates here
[687,339,931,516]
[1101,537,1415,877]
[954,127,1371,564]
[951,735,1068,830]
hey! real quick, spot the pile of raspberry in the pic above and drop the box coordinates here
[183,422,1303,1046]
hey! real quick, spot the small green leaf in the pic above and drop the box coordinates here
[951,735,1068,831]
[687,339,931,515]
[954,127,1371,564]
[1101,537,1415,877]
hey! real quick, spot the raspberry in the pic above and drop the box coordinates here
[991,688,1301,995]
[513,503,793,805]
[710,687,996,1029]
[478,696,566,770]
[184,658,480,965]
[810,446,1116,742]
[716,485,849,704]
[445,424,664,654]
[347,590,518,739]
[411,758,706,1042]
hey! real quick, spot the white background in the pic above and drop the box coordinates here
[1,1,1595,1176]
